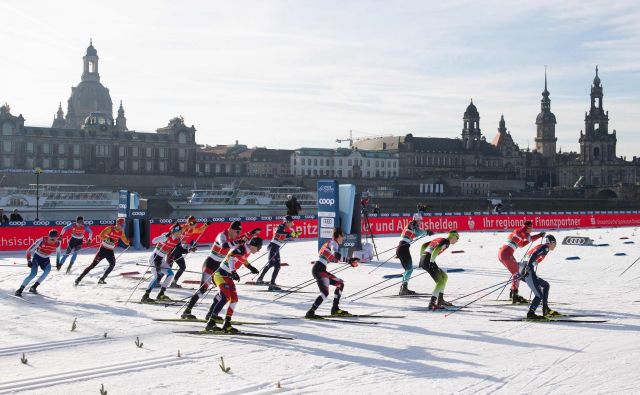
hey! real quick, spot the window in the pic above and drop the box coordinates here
[146,147,152,158]
[26,142,34,153]
[2,141,11,153]
[119,161,125,171]
[178,133,187,144]
[73,159,81,169]
[179,162,186,172]
[145,161,152,172]
[178,149,186,160]
[1,157,11,168]
[96,145,108,157]
[132,161,139,171]
[301,158,306,166]
[43,144,51,154]
[42,158,51,168]
[314,159,318,166]
[1,123,12,135]
[159,148,168,159]
[159,162,167,172]
[57,159,65,169]
[348,159,352,166]
[132,147,139,157]
[25,157,34,168]
[58,144,65,155]
[205,164,211,173]
[73,144,80,155]
[119,146,125,157]
[338,159,342,165]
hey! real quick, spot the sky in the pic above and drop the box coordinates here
[1,0,639,157]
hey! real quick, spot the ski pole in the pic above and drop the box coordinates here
[620,255,640,276]
[124,259,154,305]
[362,211,379,260]
[270,263,353,302]
[444,280,509,317]
[368,234,429,274]
[447,278,513,303]
[241,242,287,279]
[134,262,200,274]
[346,276,395,299]
[350,271,429,302]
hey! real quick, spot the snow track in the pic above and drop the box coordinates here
[0,335,110,357]
[0,354,192,393]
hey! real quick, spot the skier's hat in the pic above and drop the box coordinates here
[230,221,242,231]
[284,215,294,223]
[76,216,84,222]
[544,234,556,244]
[448,230,459,240]
[48,229,58,238]
[170,224,182,233]
[248,237,263,250]
[116,217,125,225]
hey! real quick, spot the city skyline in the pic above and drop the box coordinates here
[1,1,639,157]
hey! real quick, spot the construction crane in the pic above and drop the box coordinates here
[336,130,393,148]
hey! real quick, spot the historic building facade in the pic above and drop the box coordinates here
[290,148,398,179]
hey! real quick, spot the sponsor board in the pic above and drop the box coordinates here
[320,217,335,228]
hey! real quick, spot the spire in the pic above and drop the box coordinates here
[593,65,601,86]
[57,102,64,118]
[115,99,127,131]
[52,102,66,128]
[542,65,550,97]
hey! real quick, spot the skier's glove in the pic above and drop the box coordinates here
[206,220,213,226]
[348,257,360,267]
[426,229,434,236]
[537,232,546,238]
[189,246,197,253]
[231,271,240,282]
[247,264,259,274]
[27,259,32,268]
[291,230,302,238]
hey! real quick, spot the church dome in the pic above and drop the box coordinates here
[84,111,111,126]
[464,99,479,118]
[86,42,97,57]
[536,111,556,124]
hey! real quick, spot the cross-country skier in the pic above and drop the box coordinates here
[181,221,260,319]
[519,234,561,319]
[497,220,545,304]
[167,216,210,288]
[419,230,460,310]
[397,213,433,295]
[203,237,263,333]
[15,229,61,296]
[57,216,93,273]
[141,224,183,302]
[305,227,360,319]
[255,215,301,291]
[75,217,130,286]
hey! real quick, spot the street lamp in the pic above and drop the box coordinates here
[34,167,43,220]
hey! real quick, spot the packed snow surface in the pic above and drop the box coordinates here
[1,227,639,394]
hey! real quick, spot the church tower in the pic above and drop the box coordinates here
[579,66,616,163]
[63,40,114,129]
[534,69,557,160]
[115,100,128,131]
[461,99,481,150]
[52,102,65,128]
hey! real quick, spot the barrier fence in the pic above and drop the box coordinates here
[1,211,639,252]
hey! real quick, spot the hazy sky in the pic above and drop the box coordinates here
[1,1,639,157]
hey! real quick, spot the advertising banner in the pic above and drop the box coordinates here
[317,180,340,249]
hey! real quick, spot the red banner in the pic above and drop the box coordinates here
[1,212,639,251]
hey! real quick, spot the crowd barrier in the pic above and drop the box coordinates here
[1,211,639,252]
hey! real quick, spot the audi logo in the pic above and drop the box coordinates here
[118,204,128,209]
[318,199,335,205]
[563,237,589,245]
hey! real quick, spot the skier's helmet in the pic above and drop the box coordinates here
[448,230,459,240]
[170,224,182,234]
[284,215,293,223]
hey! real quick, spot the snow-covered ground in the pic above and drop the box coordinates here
[1,227,639,394]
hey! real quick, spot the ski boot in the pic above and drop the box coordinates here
[305,308,323,319]
[543,307,562,318]
[222,317,239,333]
[438,293,454,307]
[181,307,197,320]
[331,306,352,317]
[510,289,529,304]
[254,279,266,285]
[74,277,81,287]
[204,320,221,332]
[66,264,74,275]
[428,296,445,311]
[527,309,547,320]
[399,283,417,296]
[97,278,107,285]
[15,286,24,297]
[140,290,155,303]
[169,281,182,289]
[28,282,40,294]
[268,284,282,291]
[156,288,172,301]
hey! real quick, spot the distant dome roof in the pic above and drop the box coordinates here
[84,111,111,126]
[593,66,601,86]
[86,41,97,57]
[536,111,556,124]
[464,99,479,118]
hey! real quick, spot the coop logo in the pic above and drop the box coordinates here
[159,219,173,224]
[55,221,72,226]
[562,236,591,246]
[33,221,50,226]
[99,220,112,225]
[244,217,257,221]
[130,211,146,216]
[343,242,355,247]
[318,185,335,193]
[209,217,225,222]
[318,198,335,205]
